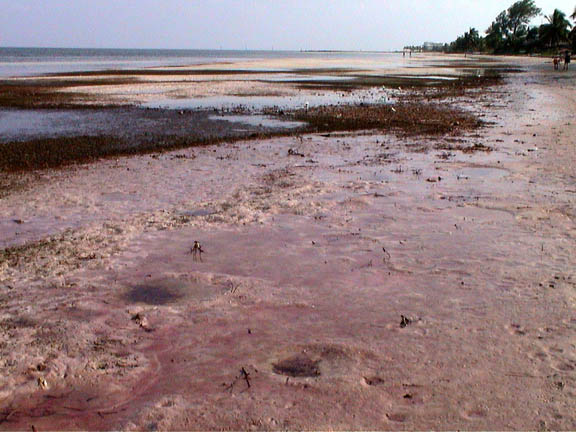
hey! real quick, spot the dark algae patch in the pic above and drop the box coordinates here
[1,135,122,172]
[0,100,485,198]
[0,79,138,109]
[435,141,493,153]
[272,354,321,377]
[0,132,284,173]
[293,71,502,92]
[0,237,63,268]
[291,103,481,136]
[0,102,482,173]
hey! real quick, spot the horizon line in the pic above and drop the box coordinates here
[0,45,402,53]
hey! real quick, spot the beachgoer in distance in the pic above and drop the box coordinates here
[564,51,571,71]
[553,55,560,70]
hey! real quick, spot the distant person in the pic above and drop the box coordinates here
[553,55,560,70]
[564,51,571,71]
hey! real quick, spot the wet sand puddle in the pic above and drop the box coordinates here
[456,166,509,180]
[124,276,231,305]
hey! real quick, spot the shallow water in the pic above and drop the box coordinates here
[395,75,459,81]
[262,75,357,82]
[0,47,405,77]
[209,114,306,129]
[0,109,105,141]
[0,107,285,143]
[0,108,160,141]
[144,88,393,111]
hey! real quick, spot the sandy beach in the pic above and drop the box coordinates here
[0,53,575,430]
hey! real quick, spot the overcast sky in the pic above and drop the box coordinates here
[1,0,574,51]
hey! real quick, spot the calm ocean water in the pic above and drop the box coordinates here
[0,47,396,77]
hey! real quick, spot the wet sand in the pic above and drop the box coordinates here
[0,54,575,430]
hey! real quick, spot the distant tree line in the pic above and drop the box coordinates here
[417,0,575,54]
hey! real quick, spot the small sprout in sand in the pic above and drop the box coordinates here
[78,252,97,261]
[240,367,251,388]
[382,247,391,263]
[224,366,254,392]
[228,281,241,294]
[37,377,49,390]
[287,148,305,157]
[131,313,153,332]
[400,315,412,328]
[190,241,204,261]
[364,376,385,386]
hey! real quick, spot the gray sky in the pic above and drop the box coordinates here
[1,0,574,51]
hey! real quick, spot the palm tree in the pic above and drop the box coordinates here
[539,9,572,49]
[571,8,576,50]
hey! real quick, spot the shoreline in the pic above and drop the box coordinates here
[0,55,575,430]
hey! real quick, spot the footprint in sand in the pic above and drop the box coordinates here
[363,376,385,386]
[552,362,575,372]
[531,351,549,361]
[507,323,527,336]
[385,412,408,423]
[461,407,488,421]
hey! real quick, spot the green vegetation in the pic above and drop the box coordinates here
[483,0,541,52]
[539,9,573,50]
[573,7,576,50]
[425,0,575,54]
[451,28,485,53]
